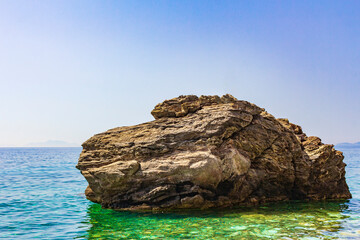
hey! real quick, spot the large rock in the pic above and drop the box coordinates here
[76,95,351,210]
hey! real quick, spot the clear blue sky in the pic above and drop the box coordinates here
[1,0,359,146]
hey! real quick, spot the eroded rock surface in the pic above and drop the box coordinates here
[77,94,351,210]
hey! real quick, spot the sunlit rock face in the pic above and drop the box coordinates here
[76,94,351,210]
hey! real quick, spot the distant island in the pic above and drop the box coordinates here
[336,142,360,148]
[26,140,79,147]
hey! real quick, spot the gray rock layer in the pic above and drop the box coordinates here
[77,94,351,210]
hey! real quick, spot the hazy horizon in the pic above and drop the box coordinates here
[2,138,360,148]
[1,1,359,147]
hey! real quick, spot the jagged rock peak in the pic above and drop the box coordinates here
[151,94,254,119]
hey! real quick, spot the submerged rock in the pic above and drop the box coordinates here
[76,94,351,210]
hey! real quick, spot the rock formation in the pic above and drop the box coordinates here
[76,94,351,210]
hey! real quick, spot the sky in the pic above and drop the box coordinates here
[0,0,359,146]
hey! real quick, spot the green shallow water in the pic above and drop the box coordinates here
[0,147,359,239]
[82,201,359,239]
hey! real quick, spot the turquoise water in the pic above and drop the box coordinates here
[0,147,359,239]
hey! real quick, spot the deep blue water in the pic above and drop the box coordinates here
[0,147,359,239]
[0,148,88,239]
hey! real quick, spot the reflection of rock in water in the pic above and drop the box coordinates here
[80,201,351,239]
[76,94,352,210]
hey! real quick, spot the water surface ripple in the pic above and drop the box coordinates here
[0,147,359,239]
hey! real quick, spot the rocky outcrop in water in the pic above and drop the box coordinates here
[76,94,351,210]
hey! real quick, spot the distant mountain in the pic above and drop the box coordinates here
[26,140,79,147]
[336,142,360,148]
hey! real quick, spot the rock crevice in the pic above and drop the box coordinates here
[77,94,351,210]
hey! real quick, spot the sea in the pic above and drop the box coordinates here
[0,147,359,239]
